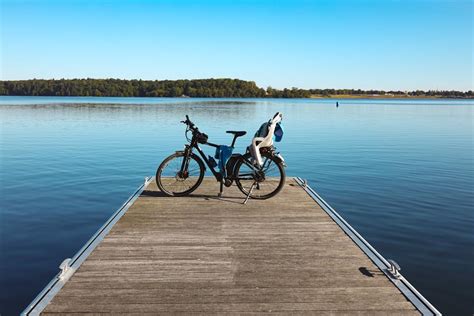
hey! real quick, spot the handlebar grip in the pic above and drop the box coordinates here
[183,114,196,130]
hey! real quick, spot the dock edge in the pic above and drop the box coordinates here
[294,177,441,316]
[21,177,154,316]
[21,176,441,315]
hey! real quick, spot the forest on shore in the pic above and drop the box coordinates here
[0,78,472,99]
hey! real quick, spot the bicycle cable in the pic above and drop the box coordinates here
[185,127,192,143]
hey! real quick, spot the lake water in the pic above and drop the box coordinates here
[0,96,473,315]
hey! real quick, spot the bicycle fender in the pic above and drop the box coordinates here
[274,153,286,166]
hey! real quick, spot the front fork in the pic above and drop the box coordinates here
[178,145,193,179]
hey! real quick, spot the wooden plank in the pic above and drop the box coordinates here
[42,178,419,314]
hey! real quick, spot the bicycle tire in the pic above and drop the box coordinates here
[156,152,205,196]
[235,152,285,200]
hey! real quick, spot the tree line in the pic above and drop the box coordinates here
[306,88,473,98]
[0,79,472,98]
[0,79,266,98]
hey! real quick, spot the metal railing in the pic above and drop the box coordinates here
[21,177,153,316]
[294,177,441,316]
[21,176,441,315]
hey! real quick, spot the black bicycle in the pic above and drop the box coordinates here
[156,115,286,201]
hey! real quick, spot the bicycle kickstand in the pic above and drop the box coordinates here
[243,181,256,205]
[218,180,224,197]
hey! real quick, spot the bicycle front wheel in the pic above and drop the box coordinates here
[235,152,285,200]
[156,152,205,196]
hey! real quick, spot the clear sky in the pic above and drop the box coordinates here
[1,0,472,91]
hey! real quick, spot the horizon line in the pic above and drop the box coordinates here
[1,77,472,93]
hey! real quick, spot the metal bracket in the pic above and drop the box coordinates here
[292,177,441,315]
[302,179,307,188]
[58,258,73,281]
[22,177,154,316]
[387,259,401,279]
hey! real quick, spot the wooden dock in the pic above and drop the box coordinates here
[23,177,440,315]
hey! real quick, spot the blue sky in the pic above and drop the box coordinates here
[1,0,472,90]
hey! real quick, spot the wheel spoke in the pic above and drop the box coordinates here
[236,154,284,199]
[157,153,203,196]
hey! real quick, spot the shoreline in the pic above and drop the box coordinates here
[1,95,473,100]
[309,94,473,99]
[2,79,471,99]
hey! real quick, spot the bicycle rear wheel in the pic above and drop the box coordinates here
[156,152,205,196]
[235,152,285,199]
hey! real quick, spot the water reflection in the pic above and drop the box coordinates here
[0,97,473,315]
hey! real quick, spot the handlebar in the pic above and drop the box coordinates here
[181,115,209,144]
[181,115,198,132]
[273,112,283,120]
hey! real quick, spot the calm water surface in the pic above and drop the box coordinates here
[1,97,473,315]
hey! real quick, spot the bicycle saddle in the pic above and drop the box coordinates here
[226,131,247,137]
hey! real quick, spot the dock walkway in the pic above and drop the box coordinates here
[23,177,440,315]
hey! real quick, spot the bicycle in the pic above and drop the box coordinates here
[156,113,286,202]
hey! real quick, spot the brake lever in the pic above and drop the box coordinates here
[181,115,195,129]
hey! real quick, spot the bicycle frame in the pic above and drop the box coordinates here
[180,130,259,184]
[183,140,222,181]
